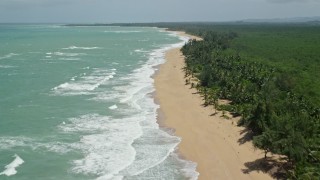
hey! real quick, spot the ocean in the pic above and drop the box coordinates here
[0,24,198,179]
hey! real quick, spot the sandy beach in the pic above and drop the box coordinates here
[155,32,273,180]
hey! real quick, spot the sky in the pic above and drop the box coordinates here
[0,0,319,23]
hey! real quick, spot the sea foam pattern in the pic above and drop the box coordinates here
[0,136,80,154]
[0,25,198,180]
[52,68,116,95]
[53,32,198,179]
[62,46,102,50]
[0,53,19,60]
[0,154,24,176]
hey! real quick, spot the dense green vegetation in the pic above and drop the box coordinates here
[231,26,320,106]
[178,24,320,179]
[115,22,320,179]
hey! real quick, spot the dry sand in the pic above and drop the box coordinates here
[154,32,273,180]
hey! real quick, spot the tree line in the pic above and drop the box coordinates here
[181,31,320,179]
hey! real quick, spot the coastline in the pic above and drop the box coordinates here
[154,32,273,179]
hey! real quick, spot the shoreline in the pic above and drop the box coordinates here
[154,32,274,179]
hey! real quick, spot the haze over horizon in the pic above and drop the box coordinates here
[0,0,320,23]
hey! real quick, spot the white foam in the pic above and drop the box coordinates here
[0,136,82,155]
[52,68,116,96]
[55,82,94,91]
[118,37,188,108]
[59,114,143,178]
[70,76,77,81]
[36,142,73,154]
[53,52,86,57]
[89,89,124,102]
[119,129,181,176]
[124,152,199,179]
[96,174,123,180]
[0,136,32,150]
[91,30,198,178]
[108,105,118,110]
[82,66,90,70]
[0,53,19,60]
[0,154,24,176]
[134,49,148,53]
[62,46,102,50]
[58,57,81,61]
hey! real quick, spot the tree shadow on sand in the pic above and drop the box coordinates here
[238,128,289,179]
[238,128,255,145]
[242,157,288,179]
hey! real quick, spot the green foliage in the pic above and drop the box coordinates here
[253,129,277,158]
[178,24,320,179]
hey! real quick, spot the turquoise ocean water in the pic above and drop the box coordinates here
[0,24,198,179]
